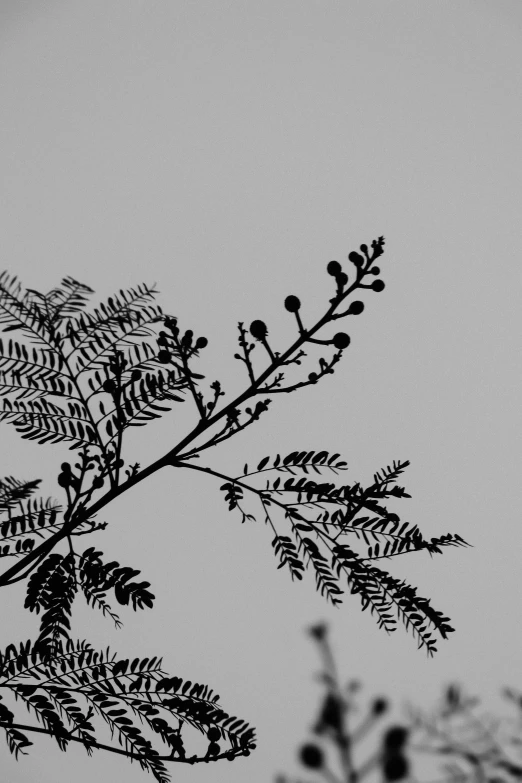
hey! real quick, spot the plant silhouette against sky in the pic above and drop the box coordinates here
[0,238,469,780]
[277,623,522,783]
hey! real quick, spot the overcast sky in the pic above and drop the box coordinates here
[0,2,521,782]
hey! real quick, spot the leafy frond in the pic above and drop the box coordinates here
[99,370,187,443]
[0,494,62,558]
[219,455,468,655]
[0,338,76,402]
[0,476,42,510]
[0,397,96,450]
[63,284,163,368]
[24,553,77,661]
[243,449,349,478]
[0,272,53,348]
[42,277,95,324]
[78,547,155,612]
[0,638,257,781]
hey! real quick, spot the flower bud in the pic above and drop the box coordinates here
[157,332,169,346]
[164,316,177,330]
[333,332,350,350]
[327,260,342,276]
[207,727,221,741]
[182,330,193,347]
[102,379,116,394]
[250,320,268,340]
[372,279,385,292]
[371,266,381,275]
[131,370,142,381]
[348,300,364,315]
[196,336,208,350]
[284,295,301,312]
[348,251,365,267]
[360,243,368,253]
[308,372,318,382]
[300,743,324,769]
[337,272,349,287]
[157,350,172,363]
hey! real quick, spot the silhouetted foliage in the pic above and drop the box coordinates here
[0,239,468,779]
[276,623,522,783]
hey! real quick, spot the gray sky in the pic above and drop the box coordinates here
[0,2,521,782]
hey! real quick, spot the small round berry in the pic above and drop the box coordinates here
[284,295,301,312]
[360,243,368,253]
[60,462,72,473]
[300,743,324,770]
[308,372,318,382]
[372,697,389,716]
[371,266,381,275]
[250,319,268,340]
[157,350,172,363]
[207,727,220,741]
[372,279,385,292]
[164,316,177,329]
[348,251,364,267]
[333,332,351,350]
[327,260,342,276]
[348,300,364,315]
[337,272,349,287]
[102,379,117,393]
[195,336,208,349]
[131,370,142,381]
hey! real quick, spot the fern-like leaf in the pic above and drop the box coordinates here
[0,638,257,781]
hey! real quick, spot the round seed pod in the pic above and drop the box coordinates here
[308,372,318,382]
[207,727,220,741]
[327,260,343,276]
[348,251,364,267]
[250,319,268,340]
[284,295,301,312]
[337,272,349,287]
[196,336,208,349]
[102,379,117,394]
[157,350,172,363]
[384,727,408,750]
[348,300,364,315]
[372,279,385,292]
[383,754,409,782]
[372,697,389,716]
[57,472,71,488]
[360,243,368,253]
[333,332,351,350]
[131,370,142,381]
[371,266,381,275]
[300,743,324,769]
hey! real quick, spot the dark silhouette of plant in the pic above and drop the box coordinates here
[276,623,522,783]
[0,238,469,780]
